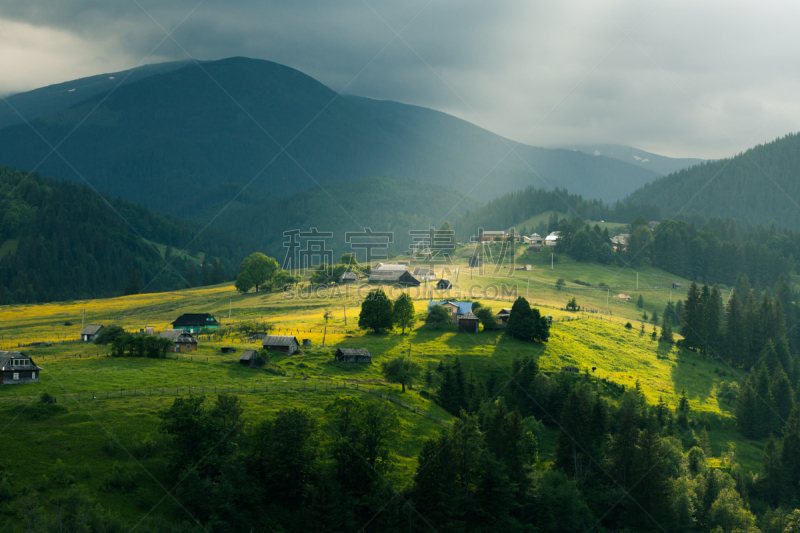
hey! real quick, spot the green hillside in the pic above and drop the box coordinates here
[0,252,786,531]
[0,166,254,303]
[627,132,800,229]
[0,57,659,220]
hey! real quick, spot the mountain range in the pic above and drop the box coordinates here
[558,144,705,176]
[0,57,666,220]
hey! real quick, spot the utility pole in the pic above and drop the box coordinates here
[228,299,232,324]
[343,305,347,326]
[607,289,609,310]
[551,252,553,270]
[636,273,639,290]
[322,326,326,347]
[81,309,85,332]
[526,279,530,300]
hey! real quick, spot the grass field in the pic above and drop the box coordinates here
[0,247,765,521]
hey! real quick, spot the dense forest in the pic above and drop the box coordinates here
[5,352,799,532]
[626,132,800,230]
[552,215,797,290]
[0,166,254,304]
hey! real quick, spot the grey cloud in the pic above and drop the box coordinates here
[2,0,800,159]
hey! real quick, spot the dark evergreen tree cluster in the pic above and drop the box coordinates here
[0,166,249,303]
[651,218,794,288]
[452,185,661,243]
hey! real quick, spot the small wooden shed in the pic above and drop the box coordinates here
[220,347,236,354]
[495,308,511,328]
[339,272,358,284]
[436,279,452,290]
[81,325,104,342]
[335,348,372,364]
[561,365,580,374]
[458,312,480,333]
[262,335,300,355]
[239,350,260,367]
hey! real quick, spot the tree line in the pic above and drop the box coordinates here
[0,166,253,304]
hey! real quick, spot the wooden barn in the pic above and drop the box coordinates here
[458,312,480,333]
[335,348,372,364]
[339,272,358,284]
[0,351,42,385]
[239,350,260,367]
[368,266,421,287]
[81,325,104,342]
[262,335,300,355]
[158,329,198,352]
[436,279,452,290]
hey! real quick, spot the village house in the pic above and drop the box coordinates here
[481,231,507,242]
[544,232,560,246]
[436,279,452,290]
[0,351,42,385]
[238,350,260,367]
[611,234,630,250]
[523,233,544,245]
[171,313,220,333]
[338,272,357,284]
[158,329,198,352]
[368,265,421,287]
[335,348,372,364]
[427,301,474,325]
[495,308,512,328]
[81,325,104,342]
[262,335,300,355]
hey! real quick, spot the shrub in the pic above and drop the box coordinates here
[40,392,56,404]
[132,433,158,459]
[93,325,125,345]
[573,279,591,286]
[624,322,633,329]
[101,462,139,493]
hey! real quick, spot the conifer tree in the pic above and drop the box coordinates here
[660,315,674,343]
[724,291,745,367]
[681,282,703,350]
[123,268,140,296]
[735,380,759,438]
[212,258,225,284]
[703,284,723,356]
[742,291,760,367]
[770,366,794,426]
[761,434,783,506]
[780,404,800,498]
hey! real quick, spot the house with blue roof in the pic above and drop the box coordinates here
[427,301,473,325]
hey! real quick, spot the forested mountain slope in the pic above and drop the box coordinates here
[0,60,189,130]
[203,176,481,259]
[0,57,659,218]
[626,133,800,229]
[0,166,254,303]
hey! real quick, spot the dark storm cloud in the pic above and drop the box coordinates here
[2,0,800,158]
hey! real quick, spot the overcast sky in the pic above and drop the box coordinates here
[1,0,799,159]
